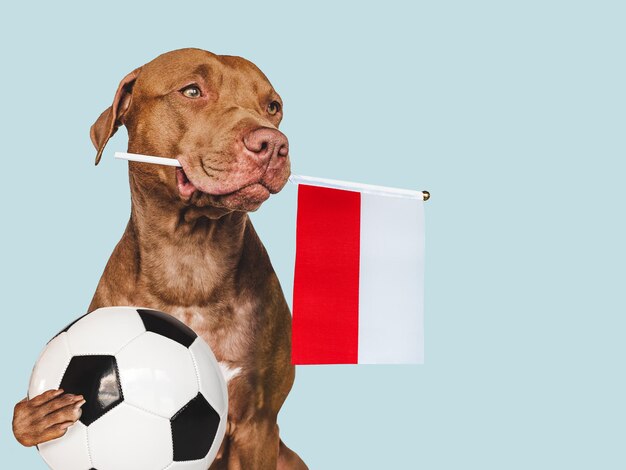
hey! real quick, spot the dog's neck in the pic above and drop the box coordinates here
[127,176,253,306]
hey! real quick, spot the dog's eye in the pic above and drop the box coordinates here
[181,85,202,99]
[267,101,281,115]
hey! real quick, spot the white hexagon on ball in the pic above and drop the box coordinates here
[116,331,199,418]
[88,402,173,470]
[38,421,91,470]
[65,306,146,355]
[189,337,228,417]
[28,333,71,397]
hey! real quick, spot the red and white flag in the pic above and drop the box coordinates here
[291,175,425,365]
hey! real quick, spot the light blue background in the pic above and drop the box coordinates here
[1,1,624,468]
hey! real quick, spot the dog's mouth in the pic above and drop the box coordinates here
[176,167,198,199]
[176,167,272,210]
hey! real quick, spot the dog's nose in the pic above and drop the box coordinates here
[243,128,289,162]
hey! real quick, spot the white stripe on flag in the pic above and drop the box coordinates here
[358,194,425,364]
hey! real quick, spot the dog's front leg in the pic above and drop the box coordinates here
[215,419,280,470]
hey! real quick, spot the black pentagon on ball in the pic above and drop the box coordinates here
[136,308,197,348]
[59,355,123,426]
[171,393,221,461]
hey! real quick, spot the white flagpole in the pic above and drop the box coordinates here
[114,151,430,201]
[115,152,182,167]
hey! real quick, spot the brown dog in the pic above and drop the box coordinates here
[13,48,307,470]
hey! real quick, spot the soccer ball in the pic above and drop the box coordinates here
[28,306,228,470]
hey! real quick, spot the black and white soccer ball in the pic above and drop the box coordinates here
[28,306,228,470]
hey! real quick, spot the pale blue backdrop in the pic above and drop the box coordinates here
[1,1,625,468]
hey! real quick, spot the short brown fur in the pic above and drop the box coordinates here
[13,48,307,470]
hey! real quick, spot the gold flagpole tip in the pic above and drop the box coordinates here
[422,190,430,201]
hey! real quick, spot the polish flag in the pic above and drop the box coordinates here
[291,176,426,365]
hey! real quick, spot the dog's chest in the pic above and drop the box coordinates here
[162,302,256,367]
[143,242,239,306]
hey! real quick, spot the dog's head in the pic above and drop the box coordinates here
[90,48,290,214]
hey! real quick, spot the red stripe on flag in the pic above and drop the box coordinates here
[292,185,361,364]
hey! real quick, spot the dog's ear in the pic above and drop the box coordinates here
[90,67,141,165]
